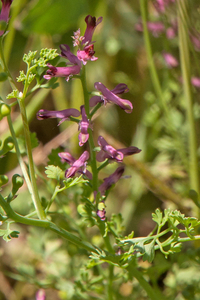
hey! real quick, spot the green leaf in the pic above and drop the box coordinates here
[108,213,125,237]
[45,165,63,181]
[77,199,96,227]
[169,242,182,254]
[48,148,66,169]
[6,89,19,99]
[63,176,88,189]
[143,240,155,263]
[0,229,20,242]
[152,208,163,225]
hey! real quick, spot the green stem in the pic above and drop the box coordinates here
[7,114,33,196]
[107,265,114,300]
[1,89,50,141]
[0,194,98,254]
[177,0,200,199]
[17,97,45,220]
[128,263,161,300]
[0,37,16,90]
[80,66,98,194]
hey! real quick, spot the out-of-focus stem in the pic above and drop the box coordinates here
[7,114,33,196]
[139,0,188,171]
[18,97,45,220]
[177,0,200,201]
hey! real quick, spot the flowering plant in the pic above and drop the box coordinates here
[1,0,200,299]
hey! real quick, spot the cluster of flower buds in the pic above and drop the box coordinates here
[37,15,141,221]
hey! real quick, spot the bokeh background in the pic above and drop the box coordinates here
[1,0,200,299]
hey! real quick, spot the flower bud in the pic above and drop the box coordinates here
[0,174,8,187]
[0,136,14,156]
[0,103,11,117]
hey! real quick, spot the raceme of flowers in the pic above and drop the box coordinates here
[37,15,141,221]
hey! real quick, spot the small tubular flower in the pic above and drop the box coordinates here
[37,108,80,125]
[36,289,46,300]
[82,15,103,46]
[154,0,175,13]
[99,166,125,196]
[191,77,200,88]
[163,52,178,68]
[58,151,92,179]
[44,63,81,81]
[78,105,90,146]
[96,136,141,162]
[77,44,98,65]
[90,82,133,113]
[96,136,123,162]
[0,0,13,36]
[135,21,165,37]
[44,45,81,81]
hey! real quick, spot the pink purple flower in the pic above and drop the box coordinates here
[0,0,13,36]
[58,151,92,179]
[36,289,45,300]
[78,105,90,146]
[37,108,80,125]
[96,136,123,162]
[154,0,175,13]
[97,201,106,221]
[90,82,133,113]
[99,166,125,196]
[82,15,103,46]
[44,45,81,81]
[190,33,200,52]
[163,52,178,68]
[96,136,141,162]
[77,44,98,65]
[191,77,200,88]
[135,21,165,37]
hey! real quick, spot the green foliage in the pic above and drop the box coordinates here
[21,0,89,35]
[6,89,19,99]
[63,176,89,189]
[119,209,200,263]
[0,228,20,242]
[45,165,63,181]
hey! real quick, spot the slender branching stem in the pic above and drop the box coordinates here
[0,194,98,253]
[17,97,46,220]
